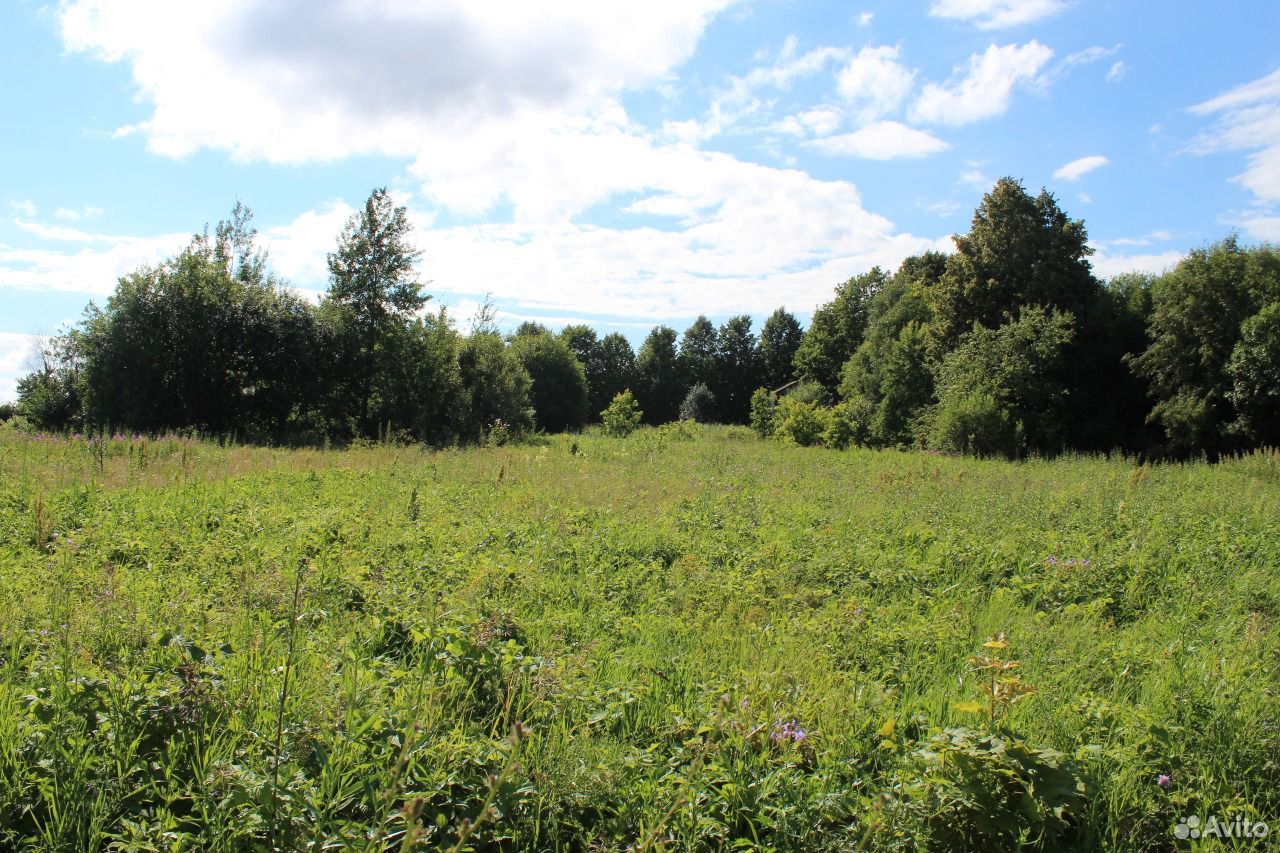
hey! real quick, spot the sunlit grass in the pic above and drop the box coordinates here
[1,426,1276,850]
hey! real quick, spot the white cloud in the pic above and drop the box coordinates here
[46,0,958,330]
[1053,154,1109,181]
[960,167,991,191]
[857,12,874,27]
[1188,68,1280,204]
[911,42,1053,126]
[836,45,917,122]
[1238,214,1280,242]
[0,332,38,404]
[0,220,190,297]
[259,201,355,285]
[1077,192,1092,204]
[52,206,104,222]
[1103,230,1173,247]
[2,161,947,326]
[928,0,1066,30]
[1091,250,1184,280]
[9,200,37,218]
[60,0,735,163]
[703,40,851,138]
[805,121,949,160]
[797,106,844,136]
[1107,61,1126,82]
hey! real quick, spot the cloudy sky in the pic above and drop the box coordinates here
[2,0,1279,402]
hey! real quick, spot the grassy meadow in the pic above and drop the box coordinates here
[1,426,1278,851]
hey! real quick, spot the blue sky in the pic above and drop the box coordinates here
[2,0,1279,402]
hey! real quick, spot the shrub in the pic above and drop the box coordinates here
[749,388,777,437]
[884,727,1089,852]
[679,382,717,423]
[821,403,862,449]
[773,397,828,447]
[787,380,828,406]
[600,390,643,437]
[928,391,1017,458]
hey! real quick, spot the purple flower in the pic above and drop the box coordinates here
[770,719,808,744]
[1157,774,1171,789]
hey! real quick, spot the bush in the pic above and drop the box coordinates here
[822,403,863,449]
[928,391,1017,457]
[749,388,777,437]
[773,396,828,447]
[679,383,717,423]
[787,380,828,406]
[882,727,1089,852]
[600,390,643,437]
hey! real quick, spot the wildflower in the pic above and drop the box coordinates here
[1157,774,1171,789]
[770,719,808,744]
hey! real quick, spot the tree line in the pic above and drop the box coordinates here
[13,179,1280,458]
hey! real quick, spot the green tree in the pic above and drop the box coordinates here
[16,331,84,431]
[757,308,803,391]
[456,333,534,443]
[839,255,940,447]
[326,187,428,437]
[929,178,1097,355]
[794,268,887,396]
[78,205,320,437]
[679,382,716,423]
[559,326,637,421]
[366,310,463,445]
[514,321,550,338]
[512,333,589,433]
[1130,237,1280,455]
[592,333,638,420]
[1227,301,1280,445]
[635,326,682,424]
[714,315,760,423]
[928,307,1076,457]
[678,316,719,392]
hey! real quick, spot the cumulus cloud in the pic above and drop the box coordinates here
[836,46,917,122]
[0,221,189,296]
[45,0,955,328]
[1237,214,1280,242]
[1053,155,1109,181]
[60,0,734,163]
[1091,249,1184,280]
[911,42,1053,126]
[928,0,1066,29]
[1188,68,1280,204]
[805,122,948,160]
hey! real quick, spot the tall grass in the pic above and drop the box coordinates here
[0,426,1276,850]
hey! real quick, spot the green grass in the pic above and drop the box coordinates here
[1,425,1278,851]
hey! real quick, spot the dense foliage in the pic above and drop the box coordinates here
[1,427,1276,850]
[14,179,1280,459]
